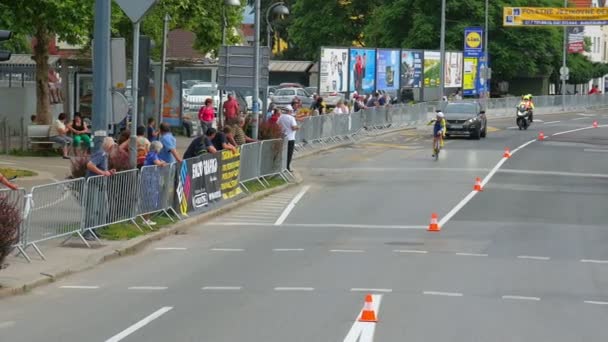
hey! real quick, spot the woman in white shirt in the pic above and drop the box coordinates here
[333,100,350,114]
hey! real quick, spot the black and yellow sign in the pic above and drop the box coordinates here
[220,149,242,200]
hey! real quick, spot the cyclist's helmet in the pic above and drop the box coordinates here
[437,112,445,118]
[523,95,531,100]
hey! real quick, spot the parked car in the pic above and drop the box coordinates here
[321,92,344,108]
[305,87,318,96]
[271,87,314,107]
[278,82,306,89]
[444,102,487,140]
[184,84,219,112]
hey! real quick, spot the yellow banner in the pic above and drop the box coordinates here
[504,7,608,26]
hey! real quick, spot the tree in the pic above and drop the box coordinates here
[0,0,93,124]
[287,0,385,61]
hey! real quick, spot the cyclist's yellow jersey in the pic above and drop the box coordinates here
[428,118,446,136]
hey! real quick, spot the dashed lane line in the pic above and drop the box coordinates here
[517,255,551,261]
[544,120,561,124]
[350,288,393,293]
[202,286,243,291]
[423,291,463,297]
[272,248,305,252]
[127,286,168,291]
[584,300,608,305]
[330,249,366,253]
[393,249,428,254]
[580,259,608,264]
[59,285,100,289]
[502,295,541,301]
[455,252,488,257]
[210,248,245,252]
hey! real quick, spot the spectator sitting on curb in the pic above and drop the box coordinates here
[49,112,72,159]
[0,172,18,190]
[158,122,182,163]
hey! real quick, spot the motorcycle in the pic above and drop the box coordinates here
[516,104,531,130]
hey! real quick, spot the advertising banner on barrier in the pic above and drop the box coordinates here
[444,52,463,88]
[400,50,423,88]
[202,153,222,204]
[504,7,608,27]
[220,149,243,200]
[376,49,400,91]
[423,51,441,88]
[319,47,349,94]
[175,157,205,215]
[349,48,376,94]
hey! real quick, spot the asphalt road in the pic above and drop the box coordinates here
[2,110,608,341]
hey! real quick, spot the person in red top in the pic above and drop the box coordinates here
[198,98,215,135]
[222,94,240,124]
[589,85,601,95]
[269,108,281,124]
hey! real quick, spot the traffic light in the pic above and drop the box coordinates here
[0,30,13,62]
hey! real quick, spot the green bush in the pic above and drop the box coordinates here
[0,195,22,268]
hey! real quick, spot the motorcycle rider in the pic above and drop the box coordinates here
[519,95,535,122]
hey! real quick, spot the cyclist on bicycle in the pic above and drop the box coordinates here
[428,111,446,157]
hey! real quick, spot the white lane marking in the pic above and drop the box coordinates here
[507,126,518,129]
[438,190,477,228]
[330,249,366,253]
[423,291,463,297]
[455,252,488,257]
[202,286,242,291]
[343,294,382,342]
[578,113,597,117]
[584,300,608,305]
[59,285,100,289]
[351,288,393,293]
[544,120,561,124]
[393,249,428,254]
[210,248,244,252]
[274,185,311,225]
[499,169,608,179]
[584,149,608,153]
[510,139,536,154]
[581,259,608,264]
[105,306,173,342]
[502,295,541,301]
[128,286,168,291]
[533,119,544,123]
[0,321,16,329]
[552,124,608,136]
[155,247,187,251]
[210,222,428,229]
[274,287,315,291]
[518,255,550,261]
[272,248,305,252]
[571,117,589,121]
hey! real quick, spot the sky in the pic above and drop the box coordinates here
[243,5,254,24]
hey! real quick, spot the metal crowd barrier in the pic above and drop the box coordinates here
[24,179,86,259]
[7,94,608,262]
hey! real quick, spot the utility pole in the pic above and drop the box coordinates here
[252,0,261,139]
[157,14,170,126]
[439,0,446,103]
[562,0,568,111]
[129,22,140,167]
[92,0,111,152]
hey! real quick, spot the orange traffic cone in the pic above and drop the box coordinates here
[538,131,545,141]
[474,177,483,191]
[503,147,512,158]
[359,294,378,322]
[593,120,599,128]
[428,213,441,232]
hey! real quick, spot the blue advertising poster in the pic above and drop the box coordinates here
[464,27,484,58]
[376,49,400,91]
[400,50,423,88]
[349,48,376,94]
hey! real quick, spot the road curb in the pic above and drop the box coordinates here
[0,177,301,299]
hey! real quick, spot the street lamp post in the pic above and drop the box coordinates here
[562,0,568,111]
[266,2,290,53]
[439,0,446,103]
[219,0,240,128]
[484,0,489,110]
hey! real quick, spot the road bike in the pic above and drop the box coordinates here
[432,134,443,161]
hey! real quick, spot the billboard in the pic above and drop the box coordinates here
[319,47,349,93]
[444,52,463,88]
[568,26,585,53]
[160,72,182,126]
[349,48,376,94]
[463,57,478,96]
[400,50,423,88]
[504,7,608,27]
[376,49,400,91]
[423,51,441,88]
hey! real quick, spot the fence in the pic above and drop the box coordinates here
[6,93,608,262]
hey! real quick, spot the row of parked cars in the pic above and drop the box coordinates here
[181,81,346,113]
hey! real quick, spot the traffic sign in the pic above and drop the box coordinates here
[560,66,569,76]
[114,0,158,23]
